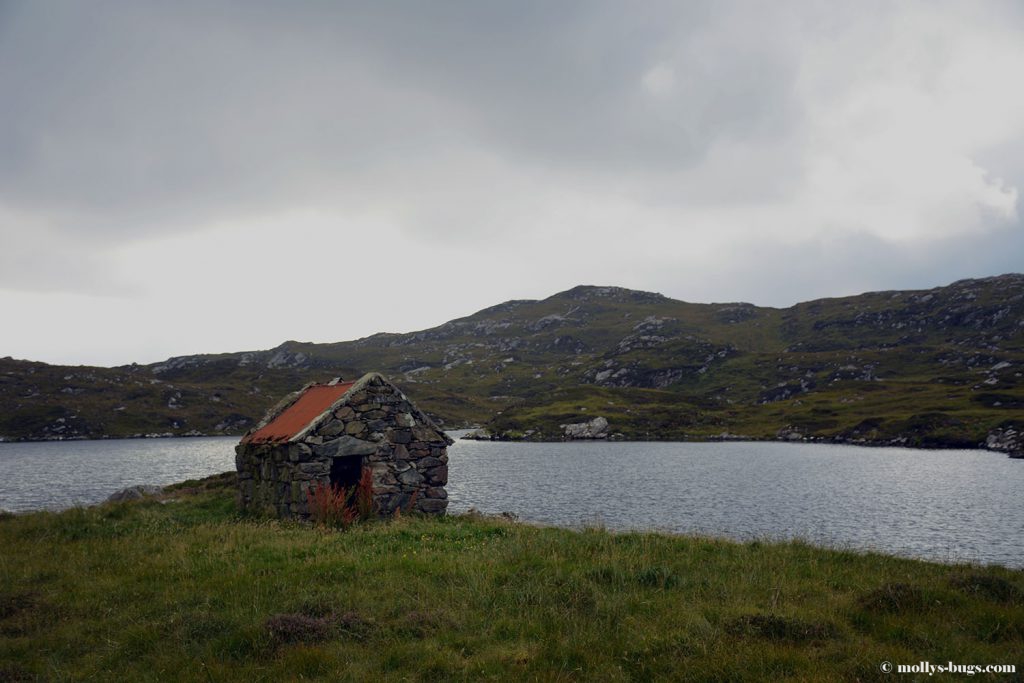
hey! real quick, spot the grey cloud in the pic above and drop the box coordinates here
[0,0,805,240]
[0,0,1022,364]
[321,1,802,174]
[672,221,1024,308]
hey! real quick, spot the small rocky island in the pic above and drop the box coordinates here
[466,415,1024,458]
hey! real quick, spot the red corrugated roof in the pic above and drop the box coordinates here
[242,382,355,445]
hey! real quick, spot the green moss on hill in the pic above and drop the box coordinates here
[1,275,1022,448]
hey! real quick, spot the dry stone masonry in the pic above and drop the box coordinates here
[235,372,452,518]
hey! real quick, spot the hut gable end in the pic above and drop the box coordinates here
[297,372,452,447]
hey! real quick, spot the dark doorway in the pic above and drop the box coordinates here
[329,455,362,492]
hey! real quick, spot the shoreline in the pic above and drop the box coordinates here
[460,432,1024,458]
[0,431,236,444]
[2,429,1020,458]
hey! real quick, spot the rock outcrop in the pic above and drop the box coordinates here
[560,416,609,439]
[985,427,1023,458]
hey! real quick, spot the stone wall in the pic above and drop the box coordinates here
[236,374,452,518]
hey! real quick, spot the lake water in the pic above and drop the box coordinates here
[1,435,1021,567]
[0,437,239,511]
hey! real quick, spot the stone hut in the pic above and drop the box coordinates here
[235,372,452,518]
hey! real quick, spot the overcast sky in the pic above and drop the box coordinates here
[2,1,1023,367]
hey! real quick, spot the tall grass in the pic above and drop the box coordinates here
[306,482,356,529]
[354,467,375,522]
[306,467,376,529]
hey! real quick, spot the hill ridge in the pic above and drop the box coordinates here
[0,273,1021,452]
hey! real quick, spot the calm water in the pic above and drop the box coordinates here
[447,437,1024,567]
[1,435,1021,567]
[0,437,238,512]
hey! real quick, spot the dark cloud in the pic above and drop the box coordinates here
[0,1,1022,363]
[0,2,802,231]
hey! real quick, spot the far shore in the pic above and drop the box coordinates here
[2,429,1020,458]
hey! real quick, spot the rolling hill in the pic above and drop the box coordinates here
[1,274,1022,453]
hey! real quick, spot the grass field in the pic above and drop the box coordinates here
[1,474,1021,681]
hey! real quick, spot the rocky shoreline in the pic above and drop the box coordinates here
[5,421,1020,459]
[984,426,1024,458]
[0,430,228,443]
[462,418,1024,458]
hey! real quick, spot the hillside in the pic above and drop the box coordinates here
[1,274,1022,451]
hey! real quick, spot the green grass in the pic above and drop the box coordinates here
[485,370,1023,447]
[1,475,1022,681]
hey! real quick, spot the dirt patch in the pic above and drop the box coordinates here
[950,574,1023,605]
[265,610,372,646]
[0,664,34,682]
[265,613,333,645]
[727,614,839,643]
[858,583,928,614]
[0,592,35,620]
[0,591,58,637]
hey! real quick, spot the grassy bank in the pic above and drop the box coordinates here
[1,476,1021,681]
